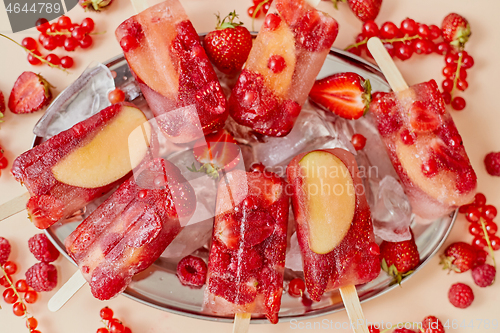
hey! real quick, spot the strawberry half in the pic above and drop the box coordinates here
[8,72,52,114]
[442,13,470,47]
[409,101,440,132]
[204,11,252,75]
[309,72,371,120]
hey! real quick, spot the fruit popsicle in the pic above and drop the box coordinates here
[369,80,477,219]
[228,0,338,137]
[115,0,228,143]
[11,104,151,229]
[203,169,289,324]
[65,158,196,300]
[287,148,380,301]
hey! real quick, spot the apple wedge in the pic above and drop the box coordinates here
[298,150,355,254]
[52,106,151,188]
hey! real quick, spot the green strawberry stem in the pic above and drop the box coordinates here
[0,34,67,73]
[187,162,220,180]
[479,217,497,269]
[46,30,106,37]
[345,35,420,51]
[450,52,464,96]
[252,0,272,31]
[215,11,244,30]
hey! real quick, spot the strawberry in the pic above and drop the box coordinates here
[409,101,439,132]
[380,230,420,284]
[441,13,470,47]
[309,72,371,120]
[79,0,113,11]
[421,316,445,333]
[440,242,477,273]
[191,129,241,179]
[204,11,252,75]
[332,0,382,22]
[8,72,52,114]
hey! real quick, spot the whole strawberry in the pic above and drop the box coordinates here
[332,0,382,22]
[440,242,476,273]
[79,0,113,11]
[8,72,52,114]
[204,11,252,75]
[441,13,470,47]
[380,230,420,284]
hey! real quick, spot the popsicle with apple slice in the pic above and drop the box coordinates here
[1,103,152,228]
[366,37,476,220]
[287,148,381,333]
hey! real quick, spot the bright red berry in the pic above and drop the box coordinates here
[60,56,74,69]
[25,262,58,292]
[24,290,38,304]
[288,278,306,297]
[64,36,79,51]
[45,53,60,66]
[13,302,26,316]
[27,50,42,65]
[417,24,430,38]
[26,317,38,330]
[351,133,367,150]
[81,18,95,33]
[35,18,50,32]
[80,34,93,48]
[429,25,441,40]
[97,328,109,333]
[108,89,125,104]
[42,36,56,51]
[3,261,17,275]
[442,91,451,104]
[472,236,488,250]
[15,279,29,292]
[380,22,399,39]
[471,264,496,287]
[451,96,466,110]
[57,16,72,30]
[448,282,474,308]
[442,79,453,92]
[72,26,86,41]
[3,288,18,303]
[109,320,125,333]
[490,235,500,250]
[400,18,417,36]
[362,20,379,38]
[462,55,474,69]
[421,316,445,333]
[435,42,451,55]
[264,13,281,31]
[28,233,60,262]
[100,306,114,320]
[22,37,37,51]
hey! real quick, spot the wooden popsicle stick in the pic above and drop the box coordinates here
[367,37,409,92]
[0,192,30,222]
[305,0,322,7]
[129,0,148,13]
[233,313,251,333]
[339,285,369,333]
[48,271,87,312]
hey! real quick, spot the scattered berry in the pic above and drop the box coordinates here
[60,56,74,69]
[421,316,445,333]
[351,133,367,150]
[15,279,29,292]
[21,37,37,51]
[471,264,496,287]
[26,317,38,330]
[484,152,500,176]
[380,230,420,284]
[451,96,466,110]
[25,262,58,292]
[3,288,18,304]
[448,282,474,308]
[440,242,476,273]
[81,18,95,33]
[176,255,207,288]
[0,236,11,265]
[100,307,114,320]
[3,261,17,275]
[12,302,27,316]
[24,290,38,304]
[108,88,125,104]
[80,34,93,48]
[8,72,52,114]
[28,233,60,262]
[288,278,306,297]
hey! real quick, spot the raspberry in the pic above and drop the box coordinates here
[28,233,60,262]
[484,152,500,176]
[25,262,58,292]
[0,237,11,265]
[471,264,496,287]
[422,316,445,333]
[473,249,488,268]
[176,255,207,288]
[448,283,474,308]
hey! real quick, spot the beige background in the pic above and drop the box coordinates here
[1,0,500,332]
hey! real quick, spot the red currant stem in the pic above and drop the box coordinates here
[252,0,271,31]
[450,52,464,96]
[479,217,497,269]
[0,33,68,73]
[345,35,420,51]
[0,265,33,332]
[46,30,106,36]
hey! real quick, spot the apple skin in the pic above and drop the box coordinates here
[287,148,380,301]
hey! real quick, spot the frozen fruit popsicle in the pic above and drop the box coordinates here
[228,0,338,137]
[115,0,228,143]
[369,80,477,219]
[203,169,289,324]
[11,104,151,229]
[287,148,380,301]
[65,158,196,300]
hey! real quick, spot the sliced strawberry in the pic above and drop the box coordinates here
[8,72,52,114]
[430,139,467,172]
[192,129,241,172]
[309,72,371,120]
[409,101,440,132]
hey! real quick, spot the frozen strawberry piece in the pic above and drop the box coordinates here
[203,170,289,324]
[11,104,141,229]
[287,148,380,301]
[115,0,227,143]
[65,158,196,300]
[369,80,476,219]
[229,0,338,137]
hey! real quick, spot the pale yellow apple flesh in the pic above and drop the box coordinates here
[52,106,151,188]
[299,151,355,254]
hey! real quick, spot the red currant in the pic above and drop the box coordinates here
[108,89,125,104]
[442,91,452,104]
[64,37,79,51]
[459,204,471,214]
[69,23,79,32]
[435,42,451,55]
[100,307,114,320]
[81,18,95,33]
[396,43,413,61]
[247,5,262,18]
[288,278,306,297]
[0,275,11,287]
[57,16,72,30]
[400,18,417,36]
[348,47,362,56]
[13,302,26,316]
[469,222,482,236]
[267,55,286,73]
[35,18,50,32]
[429,25,441,40]
[3,261,17,275]
[0,156,8,169]
[60,56,74,69]
[24,290,38,304]
[3,288,18,304]
[38,33,47,44]
[472,236,488,249]
[109,320,125,333]
[15,279,29,292]
[466,206,481,222]
[417,24,430,38]
[97,328,110,333]
[456,79,468,91]
[27,51,42,65]
[462,55,474,69]
[423,39,435,54]
[55,35,66,47]
[80,35,93,48]
[71,26,86,41]
[264,13,281,31]
[380,22,399,39]
[26,317,38,330]
[485,221,498,235]
[442,79,453,92]
[490,235,500,251]
[45,53,60,66]
[351,134,367,150]
[22,37,37,51]
[262,2,271,13]
[123,328,132,333]
[362,20,379,38]
[413,39,427,54]
[451,97,466,111]
[368,325,381,333]
[49,23,59,32]
[482,205,497,220]
[42,36,56,51]
[445,53,458,65]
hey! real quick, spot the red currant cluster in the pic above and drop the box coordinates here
[0,144,9,177]
[441,50,473,111]
[97,307,132,333]
[247,0,271,19]
[459,193,500,253]
[0,237,41,333]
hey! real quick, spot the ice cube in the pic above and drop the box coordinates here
[161,218,213,259]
